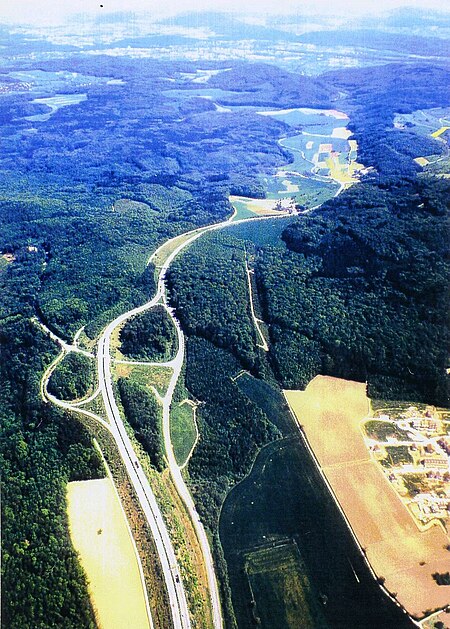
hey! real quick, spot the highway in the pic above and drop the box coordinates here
[42,209,293,629]
[98,296,191,629]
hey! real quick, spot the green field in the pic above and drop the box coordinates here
[230,199,261,220]
[245,541,327,629]
[237,373,294,436]
[364,420,410,442]
[170,401,197,466]
[260,173,338,208]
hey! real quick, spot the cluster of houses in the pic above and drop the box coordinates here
[0,81,31,93]
[365,405,450,526]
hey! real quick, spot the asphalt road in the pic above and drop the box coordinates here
[42,209,294,629]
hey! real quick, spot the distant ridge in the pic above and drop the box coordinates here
[299,30,450,58]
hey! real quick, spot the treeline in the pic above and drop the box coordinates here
[118,378,164,471]
[48,353,94,401]
[119,306,177,362]
[185,337,279,530]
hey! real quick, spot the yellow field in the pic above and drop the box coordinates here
[285,376,450,619]
[431,126,450,138]
[67,478,150,629]
[414,156,430,166]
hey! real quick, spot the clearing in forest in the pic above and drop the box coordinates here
[170,400,198,467]
[67,477,150,629]
[229,195,288,217]
[285,376,450,620]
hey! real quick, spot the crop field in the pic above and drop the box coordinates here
[284,376,370,467]
[244,541,327,629]
[170,401,197,466]
[67,478,150,629]
[285,376,450,618]
[431,126,450,138]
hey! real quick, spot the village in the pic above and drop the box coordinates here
[363,404,450,527]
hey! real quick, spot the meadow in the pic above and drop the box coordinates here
[170,401,198,467]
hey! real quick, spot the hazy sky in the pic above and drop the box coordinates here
[1,0,449,26]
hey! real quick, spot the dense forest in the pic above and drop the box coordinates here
[167,234,259,369]
[118,378,164,471]
[167,174,449,540]
[0,205,104,626]
[119,306,177,362]
[260,178,449,403]
[0,315,103,628]
[185,337,279,530]
[47,353,94,401]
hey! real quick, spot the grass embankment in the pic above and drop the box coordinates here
[67,477,150,629]
[285,376,450,619]
[114,379,213,628]
[170,401,198,467]
[150,227,205,276]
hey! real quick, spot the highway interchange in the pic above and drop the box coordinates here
[41,209,291,629]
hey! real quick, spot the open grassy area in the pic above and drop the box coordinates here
[228,197,260,220]
[150,228,204,272]
[229,195,286,217]
[115,363,172,397]
[245,541,327,629]
[285,376,450,619]
[67,478,150,629]
[170,401,197,467]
